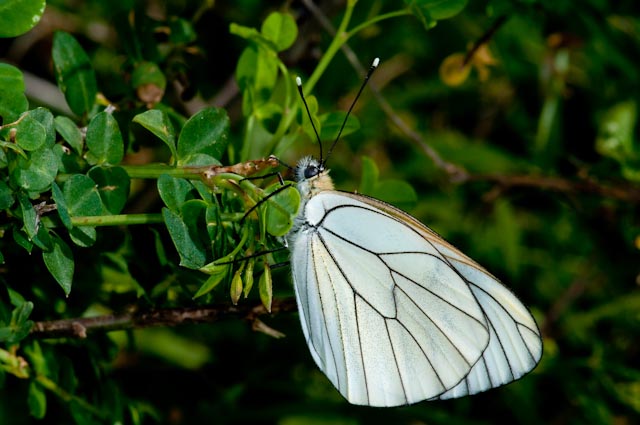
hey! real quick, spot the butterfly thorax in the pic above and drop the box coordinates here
[294,156,335,200]
[286,156,335,245]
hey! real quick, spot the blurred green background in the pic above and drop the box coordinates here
[1,0,639,424]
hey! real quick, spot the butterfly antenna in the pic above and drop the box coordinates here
[296,76,324,162]
[324,57,379,166]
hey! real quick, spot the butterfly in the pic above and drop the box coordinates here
[283,59,542,407]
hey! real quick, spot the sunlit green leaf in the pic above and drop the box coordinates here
[15,114,46,151]
[52,31,97,116]
[264,183,300,237]
[261,12,298,52]
[319,112,360,142]
[0,0,46,37]
[0,63,28,122]
[157,174,196,212]
[55,116,83,154]
[12,147,58,192]
[133,109,177,163]
[85,111,125,165]
[177,107,230,165]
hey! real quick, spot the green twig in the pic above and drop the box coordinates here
[71,214,164,226]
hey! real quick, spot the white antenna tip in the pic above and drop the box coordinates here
[296,76,302,86]
[373,57,380,67]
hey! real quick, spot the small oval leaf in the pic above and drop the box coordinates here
[42,234,74,295]
[52,32,98,116]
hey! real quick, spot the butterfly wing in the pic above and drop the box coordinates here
[289,190,530,406]
[433,253,543,399]
[350,194,543,401]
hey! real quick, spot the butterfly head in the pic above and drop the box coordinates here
[295,156,334,198]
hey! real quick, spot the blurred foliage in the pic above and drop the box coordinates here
[0,0,639,424]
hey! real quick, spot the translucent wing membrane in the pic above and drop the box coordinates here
[289,191,542,407]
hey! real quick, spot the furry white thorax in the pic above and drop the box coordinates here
[285,156,335,245]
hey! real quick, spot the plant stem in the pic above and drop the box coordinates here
[344,9,411,41]
[266,0,357,152]
[71,214,164,226]
[119,164,204,180]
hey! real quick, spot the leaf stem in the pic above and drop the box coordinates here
[70,214,164,226]
[344,9,411,41]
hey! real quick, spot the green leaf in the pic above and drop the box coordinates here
[63,174,103,216]
[0,63,28,122]
[63,174,101,247]
[297,94,321,144]
[51,31,98,116]
[319,112,360,143]
[264,184,300,237]
[0,180,14,210]
[69,226,96,248]
[17,191,38,240]
[260,12,298,52]
[42,234,74,295]
[169,18,197,44]
[131,61,166,106]
[12,226,33,253]
[88,166,130,214]
[157,174,196,212]
[0,0,46,37]
[26,108,56,148]
[15,114,46,151]
[177,107,230,165]
[596,101,637,161]
[258,264,272,312]
[162,206,207,269]
[131,61,167,91]
[359,157,417,210]
[370,179,418,211]
[12,147,58,192]
[235,46,278,96]
[51,182,72,229]
[0,300,34,343]
[229,22,262,43]
[27,382,46,419]
[55,116,83,154]
[85,111,125,165]
[405,0,469,28]
[133,109,177,163]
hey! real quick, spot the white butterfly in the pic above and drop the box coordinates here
[284,63,542,407]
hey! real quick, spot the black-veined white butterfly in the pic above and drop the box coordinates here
[284,58,542,407]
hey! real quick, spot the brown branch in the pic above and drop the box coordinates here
[30,297,298,340]
[467,173,640,202]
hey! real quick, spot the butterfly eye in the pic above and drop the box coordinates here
[304,164,320,179]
